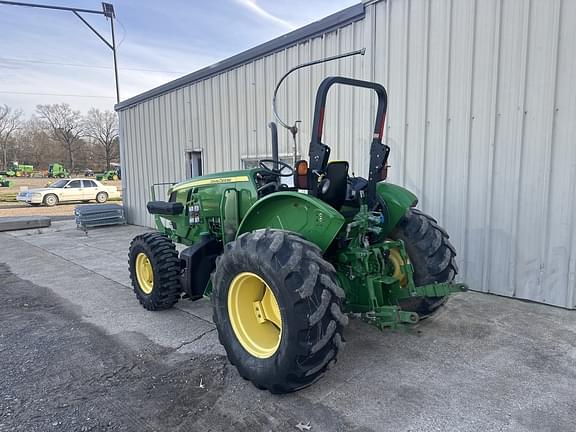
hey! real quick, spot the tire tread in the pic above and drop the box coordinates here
[128,233,181,310]
[212,229,346,393]
[390,209,458,315]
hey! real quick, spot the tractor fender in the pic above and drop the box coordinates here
[237,192,345,252]
[376,182,418,235]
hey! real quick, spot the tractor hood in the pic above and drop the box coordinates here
[169,169,255,194]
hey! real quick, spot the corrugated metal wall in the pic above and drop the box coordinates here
[118,0,576,308]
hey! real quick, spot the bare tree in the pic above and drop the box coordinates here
[0,104,23,171]
[84,108,119,170]
[16,117,61,169]
[36,103,84,172]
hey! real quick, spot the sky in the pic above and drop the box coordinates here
[0,0,358,116]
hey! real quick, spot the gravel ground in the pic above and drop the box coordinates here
[0,202,79,217]
[0,261,366,432]
[0,264,227,432]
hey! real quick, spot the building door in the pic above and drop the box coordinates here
[187,151,202,178]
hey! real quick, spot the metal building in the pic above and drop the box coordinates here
[116,0,576,309]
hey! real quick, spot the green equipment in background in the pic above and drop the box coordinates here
[96,167,121,181]
[3,162,33,177]
[48,163,70,178]
[128,51,466,394]
[0,175,13,187]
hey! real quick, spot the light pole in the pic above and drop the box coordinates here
[0,1,120,103]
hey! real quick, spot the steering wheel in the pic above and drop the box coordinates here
[258,159,294,177]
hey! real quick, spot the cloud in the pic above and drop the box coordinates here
[235,0,297,30]
[0,0,357,115]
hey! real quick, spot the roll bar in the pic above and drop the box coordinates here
[308,76,389,207]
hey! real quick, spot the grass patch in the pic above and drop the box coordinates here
[0,193,17,202]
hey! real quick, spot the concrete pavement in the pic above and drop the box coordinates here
[1,220,575,431]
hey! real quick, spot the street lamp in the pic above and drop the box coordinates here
[0,1,120,103]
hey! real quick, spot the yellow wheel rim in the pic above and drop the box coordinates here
[227,272,282,358]
[389,247,408,287]
[135,253,154,294]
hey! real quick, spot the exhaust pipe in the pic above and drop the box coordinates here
[269,122,279,170]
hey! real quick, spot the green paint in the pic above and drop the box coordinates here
[4,162,34,177]
[145,167,463,330]
[48,163,69,178]
[0,175,12,187]
[331,205,464,329]
[150,169,259,247]
[237,192,345,252]
[376,182,418,235]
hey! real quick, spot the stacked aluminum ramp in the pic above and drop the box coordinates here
[75,204,126,231]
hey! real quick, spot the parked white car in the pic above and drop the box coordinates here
[16,178,120,207]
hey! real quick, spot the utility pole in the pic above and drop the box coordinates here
[0,1,120,103]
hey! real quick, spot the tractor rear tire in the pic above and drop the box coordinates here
[128,233,182,310]
[389,208,458,316]
[212,229,347,394]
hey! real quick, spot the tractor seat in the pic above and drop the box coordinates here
[318,161,349,210]
[349,176,368,192]
[342,176,368,208]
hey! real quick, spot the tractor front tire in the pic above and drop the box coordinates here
[390,208,458,316]
[212,229,347,394]
[128,233,182,310]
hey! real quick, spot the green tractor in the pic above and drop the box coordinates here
[5,162,33,177]
[128,55,466,394]
[96,170,119,181]
[48,163,70,178]
[96,165,121,181]
[0,175,13,187]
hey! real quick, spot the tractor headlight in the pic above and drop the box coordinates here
[189,203,201,224]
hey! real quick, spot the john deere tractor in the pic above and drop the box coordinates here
[48,163,69,178]
[128,52,465,394]
[96,166,121,181]
[4,161,33,177]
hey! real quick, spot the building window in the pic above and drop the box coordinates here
[242,156,297,169]
[186,151,203,178]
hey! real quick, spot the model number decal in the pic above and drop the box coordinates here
[172,176,250,192]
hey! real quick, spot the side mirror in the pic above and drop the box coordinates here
[294,160,309,190]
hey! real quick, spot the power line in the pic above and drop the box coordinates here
[0,90,115,99]
[0,56,186,74]
[0,1,120,103]
[115,15,127,47]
